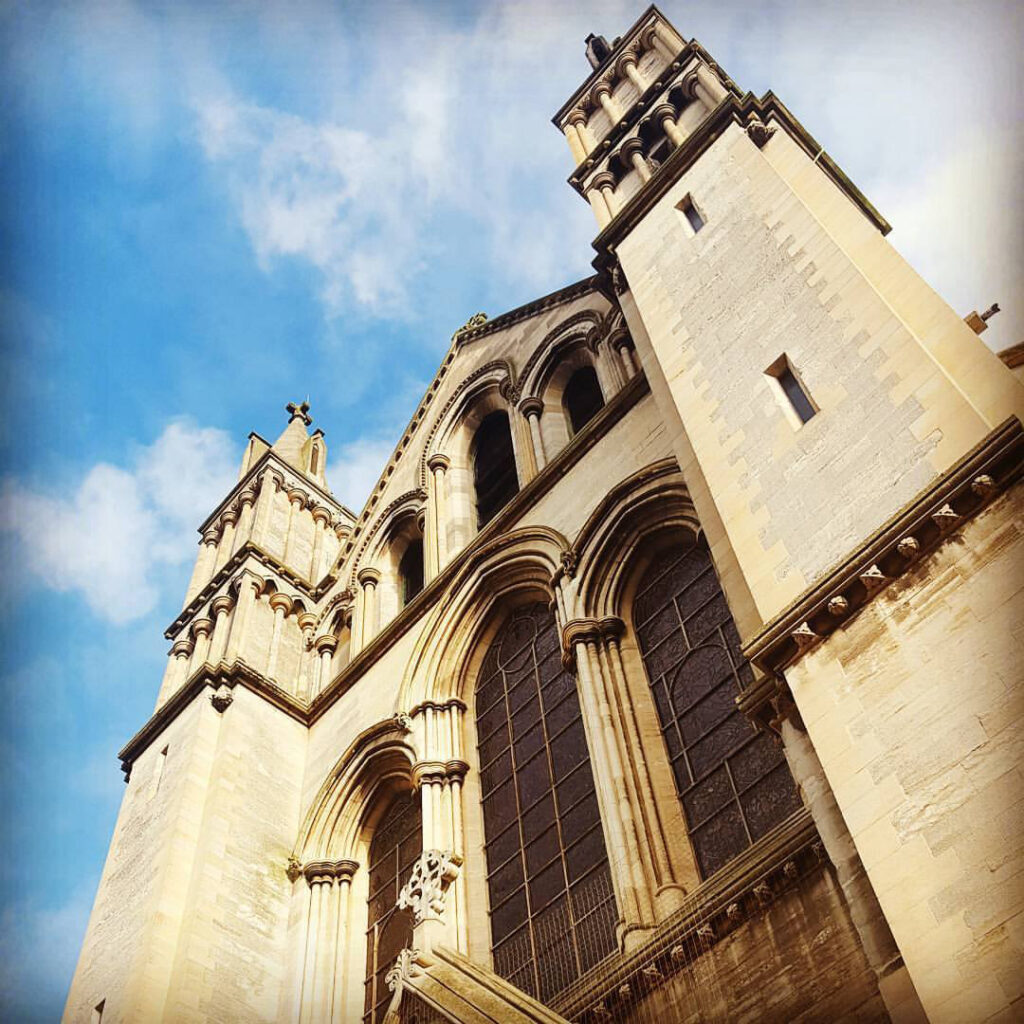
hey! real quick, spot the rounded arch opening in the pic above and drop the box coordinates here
[562,365,605,436]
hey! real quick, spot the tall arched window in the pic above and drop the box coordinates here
[364,793,422,1024]
[475,603,617,1002]
[398,538,424,606]
[562,366,604,436]
[473,411,518,528]
[633,540,802,879]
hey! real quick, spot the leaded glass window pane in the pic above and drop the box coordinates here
[634,541,802,878]
[364,793,422,1024]
[475,603,617,1001]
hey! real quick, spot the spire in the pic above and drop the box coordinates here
[286,399,312,426]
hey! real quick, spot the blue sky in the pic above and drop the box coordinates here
[0,0,1020,1018]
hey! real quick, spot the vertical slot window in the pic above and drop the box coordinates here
[766,355,817,426]
[151,745,169,797]
[676,194,705,234]
[92,1001,105,1024]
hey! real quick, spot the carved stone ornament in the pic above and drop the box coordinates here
[385,947,423,995]
[745,114,777,148]
[452,312,487,342]
[210,684,233,713]
[859,565,888,593]
[827,595,849,617]
[790,622,819,648]
[971,474,996,497]
[392,711,413,734]
[560,549,578,579]
[930,503,960,530]
[286,855,302,883]
[897,536,920,559]
[397,849,463,926]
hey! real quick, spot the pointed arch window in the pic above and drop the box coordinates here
[562,366,604,435]
[475,603,617,1002]
[364,793,422,1024]
[472,411,518,528]
[633,541,802,878]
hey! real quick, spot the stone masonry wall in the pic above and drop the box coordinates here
[787,485,1024,1023]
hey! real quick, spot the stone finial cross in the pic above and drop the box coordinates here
[286,400,312,426]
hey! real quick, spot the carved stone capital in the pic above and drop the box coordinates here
[651,101,678,123]
[171,638,194,659]
[286,486,310,508]
[412,760,448,788]
[590,80,613,103]
[619,135,646,162]
[269,592,294,615]
[444,759,470,785]
[614,49,639,78]
[426,453,451,474]
[297,611,317,633]
[191,616,214,640]
[238,488,257,509]
[220,508,240,528]
[565,108,588,128]
[210,594,235,617]
[397,849,463,926]
[201,528,220,547]
[314,633,338,655]
[518,396,544,419]
[357,567,382,588]
[590,170,617,191]
[311,505,333,526]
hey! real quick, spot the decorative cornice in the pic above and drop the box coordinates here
[741,416,1023,679]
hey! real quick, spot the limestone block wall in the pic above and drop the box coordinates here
[786,486,1024,1023]
[64,698,211,1023]
[617,120,1023,628]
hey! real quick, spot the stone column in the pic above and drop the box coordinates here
[603,628,676,893]
[591,171,620,219]
[252,468,281,549]
[652,103,686,148]
[189,617,214,674]
[234,489,256,554]
[158,638,194,705]
[566,622,653,933]
[616,50,648,94]
[226,572,262,664]
[446,756,470,952]
[693,62,728,109]
[642,23,676,63]
[266,593,293,682]
[587,184,612,229]
[427,455,450,574]
[620,137,651,183]
[215,509,239,571]
[185,529,220,604]
[284,488,308,569]
[300,860,358,1024]
[297,612,317,700]
[356,568,381,650]
[313,634,338,699]
[652,20,681,59]
[591,81,621,125]
[310,507,331,581]
[563,118,586,164]
[518,397,547,471]
[777,697,903,975]
[208,595,235,665]
[611,331,639,379]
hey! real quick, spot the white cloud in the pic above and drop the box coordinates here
[327,436,400,513]
[0,420,237,625]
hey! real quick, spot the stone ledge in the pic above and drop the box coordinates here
[553,808,819,1022]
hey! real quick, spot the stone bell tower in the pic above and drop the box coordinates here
[554,6,1024,1023]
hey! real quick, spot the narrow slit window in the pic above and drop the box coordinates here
[766,355,816,425]
[677,194,704,234]
[152,745,169,796]
[92,1000,105,1024]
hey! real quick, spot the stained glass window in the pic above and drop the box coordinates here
[634,540,802,878]
[475,603,617,1002]
[364,793,422,1024]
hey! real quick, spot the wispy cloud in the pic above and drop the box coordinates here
[0,420,237,624]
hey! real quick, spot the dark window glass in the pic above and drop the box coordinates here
[634,542,802,878]
[364,793,422,1024]
[778,366,816,423]
[562,366,604,436]
[475,603,617,1000]
[679,195,705,233]
[473,411,518,527]
[398,537,424,606]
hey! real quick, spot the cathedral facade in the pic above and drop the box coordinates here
[65,7,1024,1023]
